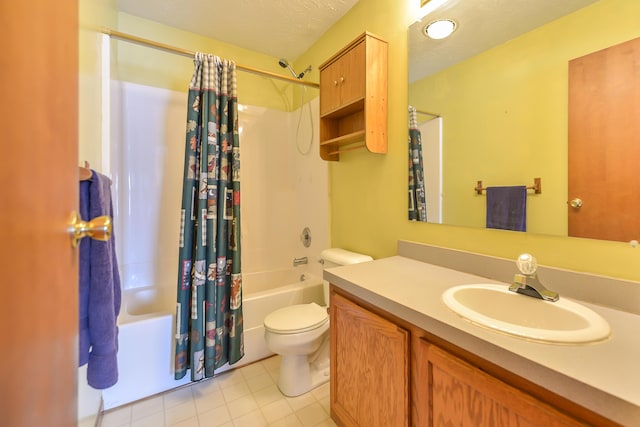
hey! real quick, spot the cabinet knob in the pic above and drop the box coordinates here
[333,80,338,86]
[340,76,345,83]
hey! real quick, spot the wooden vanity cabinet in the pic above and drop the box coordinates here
[330,291,410,427]
[416,340,585,427]
[319,32,387,161]
[330,287,617,427]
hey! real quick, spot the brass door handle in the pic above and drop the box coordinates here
[68,211,112,248]
[569,198,583,208]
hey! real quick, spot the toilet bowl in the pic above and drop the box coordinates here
[263,248,372,397]
[264,302,330,396]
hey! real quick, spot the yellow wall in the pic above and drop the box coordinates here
[409,0,640,236]
[78,0,118,170]
[114,13,313,112]
[295,0,413,257]
[79,0,640,282]
[300,0,640,282]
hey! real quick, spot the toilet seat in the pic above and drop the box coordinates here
[264,303,328,334]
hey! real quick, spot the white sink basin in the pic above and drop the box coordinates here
[442,284,611,343]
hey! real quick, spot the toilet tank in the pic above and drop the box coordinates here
[320,248,373,268]
[320,248,373,305]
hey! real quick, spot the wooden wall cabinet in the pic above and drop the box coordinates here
[330,287,615,427]
[319,32,388,161]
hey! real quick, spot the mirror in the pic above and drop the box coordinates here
[407,0,638,241]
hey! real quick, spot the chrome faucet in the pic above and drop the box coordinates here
[293,256,308,267]
[508,253,559,302]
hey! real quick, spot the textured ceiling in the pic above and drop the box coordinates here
[116,0,360,61]
[116,0,599,79]
[409,0,599,82]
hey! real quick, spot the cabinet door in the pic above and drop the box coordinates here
[417,340,585,427]
[331,292,410,427]
[319,40,366,115]
[320,58,343,114]
[338,40,366,108]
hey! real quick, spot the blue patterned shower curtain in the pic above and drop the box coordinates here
[408,106,427,221]
[174,53,244,381]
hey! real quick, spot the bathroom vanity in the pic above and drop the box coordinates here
[325,242,640,427]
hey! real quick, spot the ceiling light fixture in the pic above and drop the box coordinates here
[424,19,457,40]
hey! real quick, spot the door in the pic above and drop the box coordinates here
[0,0,78,426]
[568,37,640,242]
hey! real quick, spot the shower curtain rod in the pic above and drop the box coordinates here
[414,109,440,117]
[100,28,320,89]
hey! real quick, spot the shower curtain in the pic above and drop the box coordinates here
[174,53,244,381]
[408,106,427,221]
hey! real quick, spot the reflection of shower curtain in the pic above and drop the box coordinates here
[174,53,244,381]
[409,106,427,221]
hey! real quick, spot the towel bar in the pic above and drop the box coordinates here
[325,143,367,156]
[475,177,541,195]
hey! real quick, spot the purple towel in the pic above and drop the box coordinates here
[486,186,527,232]
[79,170,122,389]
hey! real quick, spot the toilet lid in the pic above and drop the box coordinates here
[264,303,328,334]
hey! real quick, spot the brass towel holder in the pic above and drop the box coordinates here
[475,177,542,195]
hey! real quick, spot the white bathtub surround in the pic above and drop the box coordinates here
[110,82,328,300]
[109,81,185,293]
[77,365,102,425]
[98,80,328,408]
[102,308,191,409]
[240,100,329,279]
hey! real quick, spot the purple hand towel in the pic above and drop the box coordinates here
[486,186,527,232]
[78,170,122,389]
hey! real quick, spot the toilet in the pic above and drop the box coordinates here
[263,248,373,397]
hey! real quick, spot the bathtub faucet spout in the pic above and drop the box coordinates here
[293,257,308,267]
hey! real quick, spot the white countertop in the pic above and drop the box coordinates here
[324,256,640,426]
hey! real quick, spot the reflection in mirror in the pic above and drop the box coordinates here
[567,37,640,242]
[408,107,441,223]
[407,0,639,241]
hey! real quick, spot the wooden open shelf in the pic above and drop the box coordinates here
[319,130,367,161]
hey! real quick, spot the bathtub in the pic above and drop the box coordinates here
[102,271,324,410]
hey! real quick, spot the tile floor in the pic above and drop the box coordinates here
[100,356,337,427]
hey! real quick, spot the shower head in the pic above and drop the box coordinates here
[298,65,312,79]
[279,58,298,79]
[278,58,312,80]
